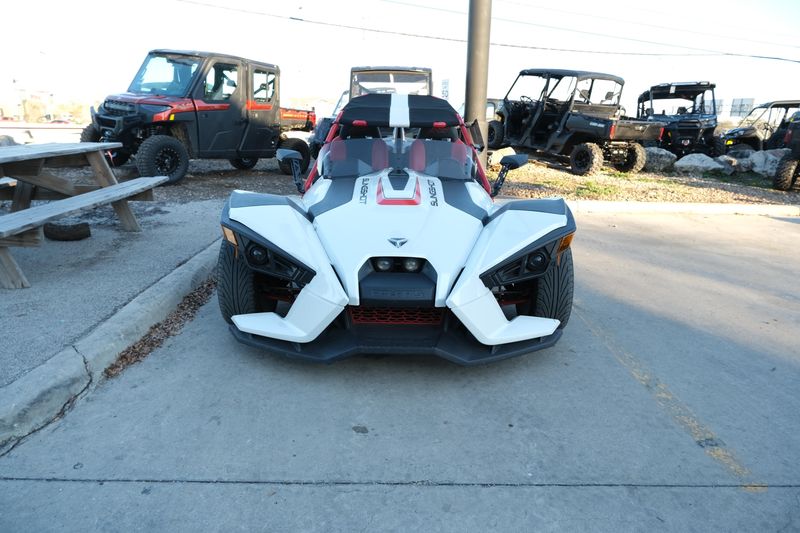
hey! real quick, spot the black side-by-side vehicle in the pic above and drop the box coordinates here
[488,69,664,175]
[636,81,722,156]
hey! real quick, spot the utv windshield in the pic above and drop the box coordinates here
[317,136,476,181]
[351,71,431,97]
[128,53,201,96]
[739,104,800,129]
[645,90,716,116]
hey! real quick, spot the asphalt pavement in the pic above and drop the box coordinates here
[2,211,798,531]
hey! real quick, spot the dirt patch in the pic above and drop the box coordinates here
[104,278,217,378]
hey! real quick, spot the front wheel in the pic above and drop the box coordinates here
[216,241,277,324]
[277,138,311,175]
[614,143,647,173]
[487,120,505,150]
[229,157,259,170]
[136,135,189,184]
[516,248,574,328]
[569,143,603,175]
[774,157,799,191]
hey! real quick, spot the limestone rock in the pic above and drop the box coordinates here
[644,147,677,172]
[488,147,517,167]
[750,149,791,177]
[674,153,724,174]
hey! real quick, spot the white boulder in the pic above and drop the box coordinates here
[643,147,677,172]
[714,154,754,174]
[488,146,517,167]
[750,149,791,177]
[674,153,725,174]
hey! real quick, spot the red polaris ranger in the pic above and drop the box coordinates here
[83,50,314,183]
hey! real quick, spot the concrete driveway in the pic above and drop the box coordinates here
[1,213,799,531]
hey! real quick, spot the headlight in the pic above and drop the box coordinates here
[222,224,315,287]
[480,233,573,288]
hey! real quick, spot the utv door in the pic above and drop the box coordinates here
[239,66,280,158]
[194,60,247,157]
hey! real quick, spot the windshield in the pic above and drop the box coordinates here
[351,71,431,97]
[506,75,547,101]
[740,105,800,128]
[645,89,716,116]
[128,54,201,96]
[317,136,476,181]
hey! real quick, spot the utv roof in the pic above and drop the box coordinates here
[519,68,624,85]
[752,100,800,108]
[339,94,460,127]
[638,82,715,103]
[351,66,432,73]
[148,49,278,70]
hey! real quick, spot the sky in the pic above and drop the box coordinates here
[2,0,799,118]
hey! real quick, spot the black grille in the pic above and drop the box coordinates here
[103,100,136,116]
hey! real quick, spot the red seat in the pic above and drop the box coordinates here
[409,140,426,172]
[372,139,389,171]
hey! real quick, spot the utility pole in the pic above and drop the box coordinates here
[464,0,492,167]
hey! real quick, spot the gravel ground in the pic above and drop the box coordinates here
[8,154,799,207]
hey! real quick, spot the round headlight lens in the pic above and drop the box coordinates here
[248,245,268,265]
[375,257,393,271]
[526,252,548,272]
[402,258,422,272]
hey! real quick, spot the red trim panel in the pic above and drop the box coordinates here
[348,306,444,325]
[247,100,273,111]
[196,101,231,112]
[376,178,422,205]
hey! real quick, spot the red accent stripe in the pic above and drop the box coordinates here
[195,101,231,112]
[376,178,421,205]
[247,100,273,111]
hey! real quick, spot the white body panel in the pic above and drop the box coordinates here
[227,174,570,346]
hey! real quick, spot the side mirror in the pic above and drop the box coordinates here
[468,119,485,152]
[491,154,528,197]
[499,154,528,170]
[277,149,305,193]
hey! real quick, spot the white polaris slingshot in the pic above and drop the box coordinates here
[217,94,575,365]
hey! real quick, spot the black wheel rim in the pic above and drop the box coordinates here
[575,150,590,168]
[155,147,180,174]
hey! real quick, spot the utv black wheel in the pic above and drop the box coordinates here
[229,157,259,170]
[136,135,189,184]
[278,138,311,175]
[516,248,574,328]
[774,157,799,191]
[569,143,604,175]
[487,120,505,150]
[710,136,727,157]
[614,143,647,173]
[80,124,130,166]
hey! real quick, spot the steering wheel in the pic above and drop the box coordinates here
[520,95,534,105]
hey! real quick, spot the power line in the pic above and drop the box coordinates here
[174,0,800,63]
[380,0,800,61]
[498,0,800,46]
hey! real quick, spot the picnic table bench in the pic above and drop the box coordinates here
[0,142,167,289]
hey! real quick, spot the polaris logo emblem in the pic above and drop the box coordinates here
[388,237,408,248]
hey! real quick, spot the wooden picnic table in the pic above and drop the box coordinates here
[0,142,167,289]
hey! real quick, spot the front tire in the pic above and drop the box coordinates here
[487,120,505,149]
[569,143,603,175]
[516,248,574,328]
[136,135,189,184]
[614,143,647,173]
[774,157,799,191]
[229,157,259,170]
[217,241,257,324]
[278,138,311,175]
